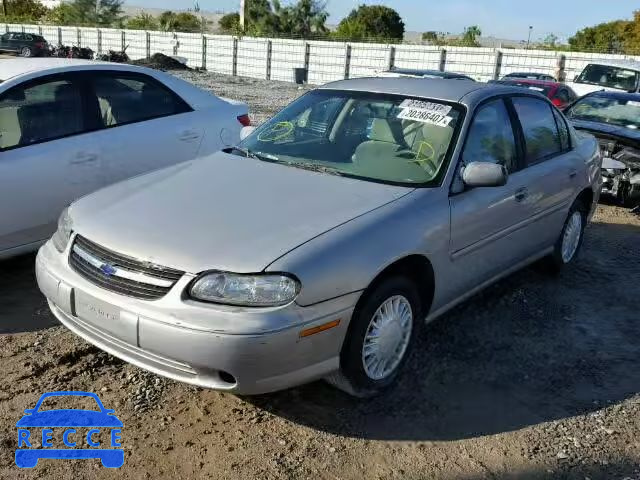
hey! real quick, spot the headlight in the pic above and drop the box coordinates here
[51,208,73,253]
[189,272,300,307]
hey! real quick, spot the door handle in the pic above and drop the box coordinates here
[514,187,529,202]
[70,152,98,165]
[569,169,578,179]
[178,129,201,142]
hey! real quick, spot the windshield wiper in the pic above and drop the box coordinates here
[223,146,262,160]
[276,160,346,177]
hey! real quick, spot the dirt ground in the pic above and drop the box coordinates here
[0,69,639,479]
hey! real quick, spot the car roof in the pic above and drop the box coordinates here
[0,58,119,81]
[496,78,560,87]
[505,72,551,77]
[319,77,535,106]
[387,68,471,79]
[584,90,640,101]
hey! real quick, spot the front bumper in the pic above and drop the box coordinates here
[36,240,357,395]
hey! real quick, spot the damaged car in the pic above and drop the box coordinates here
[565,91,640,206]
[36,78,601,397]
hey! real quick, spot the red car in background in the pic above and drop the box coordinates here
[490,78,578,109]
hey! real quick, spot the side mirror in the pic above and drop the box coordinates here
[240,126,256,141]
[462,162,508,188]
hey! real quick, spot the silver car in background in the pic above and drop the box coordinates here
[36,78,602,397]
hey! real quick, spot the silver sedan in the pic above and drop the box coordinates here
[36,78,602,397]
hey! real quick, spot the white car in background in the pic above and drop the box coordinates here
[0,58,249,260]
[567,60,640,97]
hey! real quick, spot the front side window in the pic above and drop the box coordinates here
[0,78,84,150]
[578,64,639,91]
[462,99,517,173]
[512,96,562,165]
[91,73,190,128]
[239,90,464,186]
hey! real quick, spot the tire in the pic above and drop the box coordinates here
[329,276,421,398]
[544,200,587,273]
[20,46,32,57]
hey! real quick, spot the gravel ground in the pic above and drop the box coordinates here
[0,71,639,479]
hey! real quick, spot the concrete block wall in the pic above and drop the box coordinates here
[3,23,640,86]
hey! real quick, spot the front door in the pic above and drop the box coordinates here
[446,98,532,303]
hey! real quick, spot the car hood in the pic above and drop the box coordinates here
[571,119,640,144]
[16,411,123,428]
[71,152,413,273]
[566,82,618,97]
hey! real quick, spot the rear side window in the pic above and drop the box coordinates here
[512,96,562,165]
[0,78,85,150]
[462,99,517,173]
[91,73,191,128]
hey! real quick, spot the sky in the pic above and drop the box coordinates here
[126,0,640,41]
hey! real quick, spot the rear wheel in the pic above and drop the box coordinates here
[327,276,421,397]
[20,46,32,57]
[544,200,587,273]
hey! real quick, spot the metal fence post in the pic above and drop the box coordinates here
[344,44,352,79]
[97,29,102,55]
[493,50,503,80]
[146,31,151,59]
[387,45,396,70]
[121,30,125,52]
[57,27,62,46]
[202,35,207,70]
[77,27,81,47]
[38,26,42,35]
[21,25,24,33]
[439,48,447,72]
[232,37,239,76]
[265,39,273,80]
[304,41,310,72]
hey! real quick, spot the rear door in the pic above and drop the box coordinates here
[84,71,204,185]
[508,96,580,250]
[0,73,102,252]
[447,98,533,300]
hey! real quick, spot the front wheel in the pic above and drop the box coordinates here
[328,276,421,397]
[544,200,587,273]
[20,46,32,57]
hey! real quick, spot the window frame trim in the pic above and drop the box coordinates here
[0,72,96,153]
[85,70,193,131]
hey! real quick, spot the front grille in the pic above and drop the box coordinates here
[69,236,184,300]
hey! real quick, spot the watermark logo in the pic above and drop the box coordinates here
[15,391,124,469]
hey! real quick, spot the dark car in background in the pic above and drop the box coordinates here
[564,91,640,206]
[490,78,578,109]
[0,32,49,57]
[378,67,475,81]
[502,71,556,81]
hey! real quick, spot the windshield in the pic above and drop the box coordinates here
[565,95,640,129]
[238,90,464,186]
[577,64,639,91]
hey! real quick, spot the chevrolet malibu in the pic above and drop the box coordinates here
[36,78,602,397]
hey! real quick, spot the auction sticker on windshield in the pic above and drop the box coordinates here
[397,99,453,127]
[398,99,452,115]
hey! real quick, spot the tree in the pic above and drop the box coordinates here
[60,0,124,27]
[543,33,558,48]
[568,20,631,53]
[158,11,203,33]
[460,25,482,47]
[126,12,158,30]
[0,0,47,22]
[219,12,240,32]
[284,0,328,38]
[335,4,405,41]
